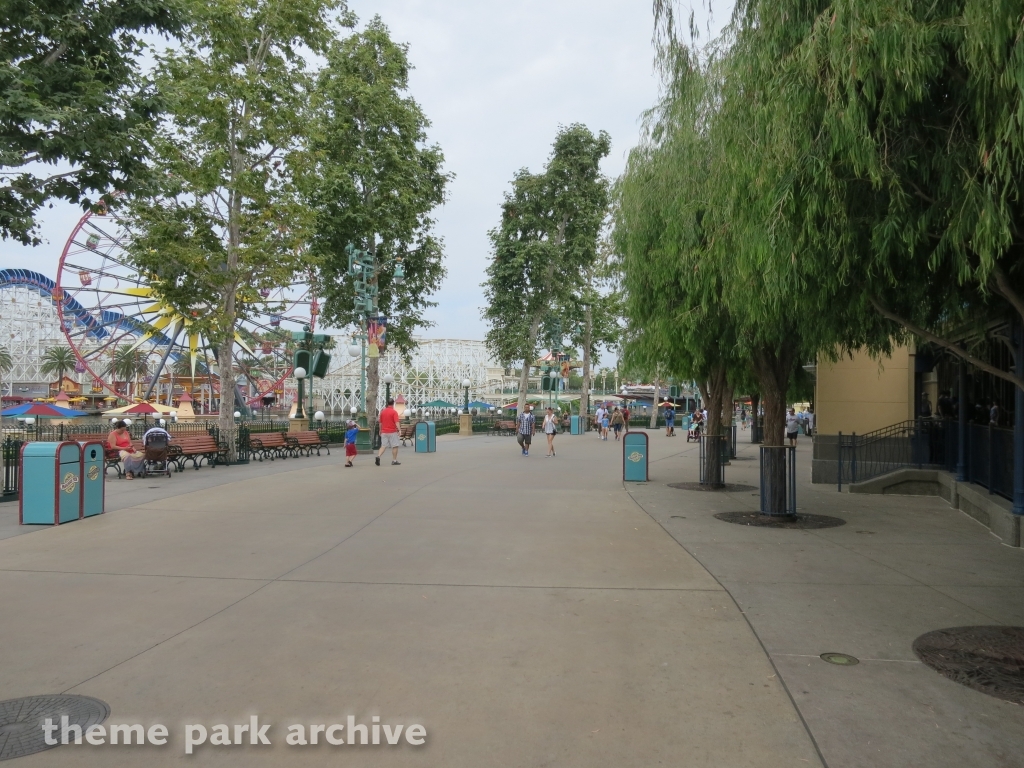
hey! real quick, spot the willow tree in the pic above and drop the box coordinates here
[308,17,449,431]
[483,124,611,412]
[123,0,343,458]
[614,41,743,480]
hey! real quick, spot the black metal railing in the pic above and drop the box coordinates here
[2,438,23,501]
[836,418,1014,501]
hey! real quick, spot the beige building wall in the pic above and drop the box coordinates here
[816,346,914,435]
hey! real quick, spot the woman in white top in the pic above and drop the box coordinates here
[543,407,558,457]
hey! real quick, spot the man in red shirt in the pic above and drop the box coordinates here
[376,398,402,466]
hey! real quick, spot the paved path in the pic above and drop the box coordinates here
[0,432,818,767]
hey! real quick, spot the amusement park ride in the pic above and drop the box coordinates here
[3,207,317,412]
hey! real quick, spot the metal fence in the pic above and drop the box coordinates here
[2,438,23,502]
[760,445,796,516]
[836,419,1014,501]
[699,434,726,487]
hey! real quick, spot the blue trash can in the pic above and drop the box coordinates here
[20,441,82,525]
[79,440,106,518]
[622,432,649,482]
[415,421,436,453]
[570,415,582,435]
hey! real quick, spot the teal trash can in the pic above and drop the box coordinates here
[415,421,436,453]
[570,415,582,435]
[79,440,106,518]
[622,432,649,482]
[20,441,82,525]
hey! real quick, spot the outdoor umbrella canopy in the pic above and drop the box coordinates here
[466,401,495,410]
[0,402,88,418]
[419,400,457,409]
[103,401,174,416]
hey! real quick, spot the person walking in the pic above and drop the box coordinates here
[543,407,558,457]
[600,406,610,441]
[622,406,631,433]
[375,398,402,466]
[594,404,607,438]
[517,406,536,456]
[344,420,359,467]
[786,408,799,447]
[610,407,625,440]
[664,404,675,436]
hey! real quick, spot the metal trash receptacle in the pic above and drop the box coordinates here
[79,440,106,518]
[570,415,582,435]
[622,432,649,482]
[20,441,82,525]
[415,421,436,453]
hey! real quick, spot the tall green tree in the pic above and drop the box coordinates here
[483,124,611,412]
[309,17,449,430]
[39,344,75,389]
[107,344,150,397]
[123,0,345,457]
[1,0,188,244]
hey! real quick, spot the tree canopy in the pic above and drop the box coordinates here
[1,0,188,244]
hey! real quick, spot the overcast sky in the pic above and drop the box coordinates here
[1,1,731,343]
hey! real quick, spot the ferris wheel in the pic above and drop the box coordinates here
[54,207,317,407]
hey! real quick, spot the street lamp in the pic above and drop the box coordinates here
[314,411,325,425]
[170,410,177,423]
[462,378,471,414]
[350,406,358,417]
[383,373,395,403]
[294,367,307,420]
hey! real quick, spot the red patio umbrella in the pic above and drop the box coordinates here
[122,402,163,415]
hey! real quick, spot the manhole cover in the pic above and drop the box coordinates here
[0,695,109,760]
[714,512,847,529]
[668,483,758,493]
[913,626,1024,705]
[821,652,860,666]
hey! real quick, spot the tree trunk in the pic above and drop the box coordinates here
[649,369,660,428]
[517,312,543,413]
[217,335,237,462]
[752,343,798,515]
[581,294,593,425]
[367,355,380,433]
[698,363,728,485]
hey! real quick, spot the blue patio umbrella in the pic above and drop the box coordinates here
[1,402,88,418]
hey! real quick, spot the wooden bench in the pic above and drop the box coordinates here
[399,424,416,446]
[286,430,330,457]
[493,420,516,436]
[250,431,289,461]
[169,434,227,471]
[68,435,140,478]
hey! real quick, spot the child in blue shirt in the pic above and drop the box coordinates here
[344,421,359,467]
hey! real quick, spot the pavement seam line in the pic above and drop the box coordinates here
[0,568,724,591]
[624,484,831,768]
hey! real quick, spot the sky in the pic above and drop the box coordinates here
[1,0,732,344]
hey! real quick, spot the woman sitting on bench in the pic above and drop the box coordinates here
[108,421,145,479]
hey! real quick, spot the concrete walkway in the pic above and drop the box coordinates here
[631,430,1024,768]
[0,432,819,767]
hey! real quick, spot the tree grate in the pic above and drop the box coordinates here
[713,511,847,529]
[668,482,757,493]
[913,626,1024,705]
[0,695,109,761]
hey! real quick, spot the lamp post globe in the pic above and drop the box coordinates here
[233,411,241,419]
[383,373,395,402]
[314,411,325,422]
[347,345,360,358]
[462,378,471,413]
[350,406,358,416]
[123,418,132,427]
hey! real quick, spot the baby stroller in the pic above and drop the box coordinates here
[686,418,703,443]
[143,431,173,478]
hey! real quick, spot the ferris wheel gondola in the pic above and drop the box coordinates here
[54,208,316,408]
